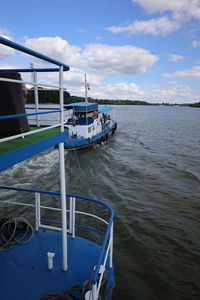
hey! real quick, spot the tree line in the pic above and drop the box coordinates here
[27,89,151,105]
[27,89,200,107]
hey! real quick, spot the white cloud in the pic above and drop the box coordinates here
[32,67,103,97]
[169,54,185,62]
[106,16,180,36]
[62,72,144,100]
[81,44,158,75]
[162,65,200,78]
[131,0,189,14]
[87,82,199,104]
[23,37,158,76]
[106,1,200,37]
[24,36,81,66]
[0,29,15,59]
[99,82,144,98]
[131,0,200,20]
[74,81,144,101]
[192,40,200,47]
[64,68,103,96]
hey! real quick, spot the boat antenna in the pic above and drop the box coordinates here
[84,73,90,102]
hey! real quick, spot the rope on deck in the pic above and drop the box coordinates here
[0,217,34,251]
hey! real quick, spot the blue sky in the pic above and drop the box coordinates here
[1,0,200,103]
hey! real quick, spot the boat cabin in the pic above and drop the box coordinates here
[65,102,103,139]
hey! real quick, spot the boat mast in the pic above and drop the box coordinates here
[84,73,90,102]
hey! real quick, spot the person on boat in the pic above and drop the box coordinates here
[93,110,98,118]
[72,115,78,126]
[102,113,107,123]
[72,115,78,121]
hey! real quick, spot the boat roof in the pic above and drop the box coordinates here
[65,102,98,113]
[64,102,113,113]
[99,106,113,113]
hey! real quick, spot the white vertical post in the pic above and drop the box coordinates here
[33,70,40,127]
[35,192,41,231]
[59,65,68,271]
[72,197,76,238]
[69,197,72,234]
[109,223,113,268]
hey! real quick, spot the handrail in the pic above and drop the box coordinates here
[0,76,63,89]
[0,68,65,73]
[0,123,62,143]
[0,186,114,216]
[0,185,114,288]
[0,109,61,120]
[0,36,69,70]
[26,106,65,110]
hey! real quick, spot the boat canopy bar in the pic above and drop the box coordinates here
[0,36,70,71]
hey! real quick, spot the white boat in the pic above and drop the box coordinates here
[64,102,117,150]
[0,36,115,300]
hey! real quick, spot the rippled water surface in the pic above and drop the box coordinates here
[1,105,200,300]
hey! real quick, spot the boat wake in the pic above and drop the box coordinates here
[0,150,59,193]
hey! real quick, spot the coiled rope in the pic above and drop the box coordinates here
[0,217,34,251]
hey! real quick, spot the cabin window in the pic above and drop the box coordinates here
[88,127,91,133]
[93,126,95,131]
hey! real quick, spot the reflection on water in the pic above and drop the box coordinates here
[1,105,200,300]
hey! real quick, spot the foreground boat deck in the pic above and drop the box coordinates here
[0,229,103,300]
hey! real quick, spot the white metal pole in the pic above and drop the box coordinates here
[33,72,40,126]
[35,192,41,231]
[31,65,40,127]
[59,65,68,271]
[85,73,87,102]
[69,197,72,234]
[109,223,113,268]
[92,284,98,300]
[72,197,76,238]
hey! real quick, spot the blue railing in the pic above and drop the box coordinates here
[0,186,114,289]
[0,37,69,70]
[0,68,65,73]
[0,110,61,120]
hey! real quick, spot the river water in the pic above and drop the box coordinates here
[1,105,200,300]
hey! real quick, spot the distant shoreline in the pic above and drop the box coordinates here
[27,89,200,107]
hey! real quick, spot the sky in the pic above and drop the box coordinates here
[0,0,200,104]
